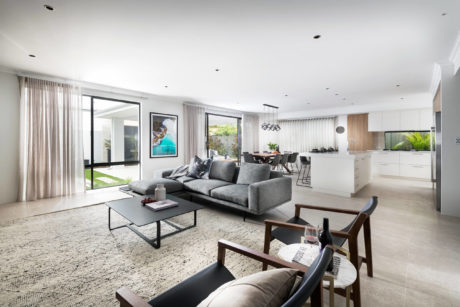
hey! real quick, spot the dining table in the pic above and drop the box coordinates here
[251,152,292,174]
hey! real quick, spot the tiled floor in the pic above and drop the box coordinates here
[0,187,130,223]
[0,175,459,306]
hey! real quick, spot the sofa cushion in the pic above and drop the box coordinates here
[210,184,249,206]
[237,163,271,185]
[128,178,183,195]
[209,161,236,182]
[175,176,196,184]
[184,179,232,196]
[197,268,298,307]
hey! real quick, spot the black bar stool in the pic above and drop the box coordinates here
[296,156,311,187]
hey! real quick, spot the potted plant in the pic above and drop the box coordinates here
[268,142,278,152]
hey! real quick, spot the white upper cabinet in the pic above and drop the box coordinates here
[381,111,401,131]
[400,110,420,130]
[368,112,382,131]
[368,109,432,131]
[419,109,433,130]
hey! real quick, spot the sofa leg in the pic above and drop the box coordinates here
[243,212,247,222]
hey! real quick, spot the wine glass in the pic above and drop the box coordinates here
[304,225,319,245]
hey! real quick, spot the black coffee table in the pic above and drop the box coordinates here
[106,194,203,249]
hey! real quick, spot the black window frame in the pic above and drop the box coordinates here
[205,112,242,163]
[83,95,141,190]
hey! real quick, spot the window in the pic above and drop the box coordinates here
[206,113,241,162]
[83,96,140,189]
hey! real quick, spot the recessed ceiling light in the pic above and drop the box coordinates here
[215,68,220,72]
[28,54,36,58]
[284,94,288,97]
[335,93,339,96]
[164,85,168,88]
[44,4,54,11]
[326,88,330,90]
[307,102,311,105]
[396,84,400,87]
[313,35,321,39]
[442,12,447,16]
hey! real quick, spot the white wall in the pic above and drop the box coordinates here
[140,98,184,178]
[440,63,460,217]
[0,71,19,205]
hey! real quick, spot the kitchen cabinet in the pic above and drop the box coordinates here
[368,112,382,132]
[371,151,430,179]
[368,109,432,131]
[400,110,420,130]
[308,152,372,197]
[381,111,401,131]
[419,109,433,130]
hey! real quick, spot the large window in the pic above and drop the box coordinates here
[206,113,241,162]
[83,96,140,189]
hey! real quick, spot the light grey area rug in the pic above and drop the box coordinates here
[0,204,283,306]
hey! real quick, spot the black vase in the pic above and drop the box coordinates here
[319,218,334,271]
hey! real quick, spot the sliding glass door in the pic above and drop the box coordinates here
[83,96,140,189]
[206,113,241,163]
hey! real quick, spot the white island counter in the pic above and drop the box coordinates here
[301,151,372,197]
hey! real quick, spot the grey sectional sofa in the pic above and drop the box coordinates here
[128,161,292,216]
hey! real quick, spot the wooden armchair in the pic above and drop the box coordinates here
[263,196,378,307]
[116,239,334,307]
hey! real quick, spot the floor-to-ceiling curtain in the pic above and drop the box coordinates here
[18,77,85,201]
[242,114,259,153]
[183,103,205,162]
[275,117,336,153]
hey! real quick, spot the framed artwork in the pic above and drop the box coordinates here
[150,112,178,158]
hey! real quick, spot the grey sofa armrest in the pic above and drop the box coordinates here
[248,177,292,215]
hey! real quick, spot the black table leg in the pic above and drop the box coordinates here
[108,209,198,249]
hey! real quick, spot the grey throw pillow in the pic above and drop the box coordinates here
[187,156,213,179]
[197,268,298,307]
[237,163,271,184]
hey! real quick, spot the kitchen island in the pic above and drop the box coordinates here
[301,151,372,197]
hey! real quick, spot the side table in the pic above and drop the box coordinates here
[278,243,357,307]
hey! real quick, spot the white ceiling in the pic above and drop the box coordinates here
[0,0,459,117]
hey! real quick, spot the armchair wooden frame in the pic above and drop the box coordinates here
[263,203,374,307]
[117,239,331,307]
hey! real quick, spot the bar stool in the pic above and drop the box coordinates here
[296,156,311,187]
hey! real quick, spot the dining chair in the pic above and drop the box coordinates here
[269,154,281,169]
[287,152,299,172]
[279,154,290,172]
[243,152,257,163]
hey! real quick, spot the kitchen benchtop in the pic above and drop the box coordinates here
[301,151,371,160]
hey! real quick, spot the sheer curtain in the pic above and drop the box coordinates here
[260,117,336,152]
[183,103,206,162]
[18,77,85,201]
[242,114,259,153]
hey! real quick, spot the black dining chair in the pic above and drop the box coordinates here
[269,154,281,170]
[287,152,299,173]
[279,154,290,173]
[243,152,257,163]
[296,156,311,186]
